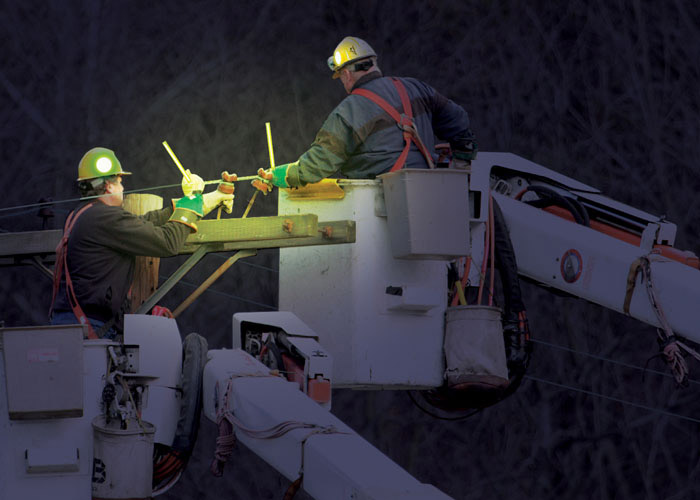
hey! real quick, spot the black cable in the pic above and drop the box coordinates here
[492,198,525,318]
[406,390,484,421]
[524,185,590,226]
[0,182,183,214]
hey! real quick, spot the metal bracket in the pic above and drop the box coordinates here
[134,244,211,315]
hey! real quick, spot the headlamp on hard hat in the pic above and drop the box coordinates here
[327,36,376,78]
[95,157,113,174]
[77,147,132,181]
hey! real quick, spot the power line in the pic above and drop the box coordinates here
[210,252,278,273]
[0,207,72,220]
[159,275,277,310]
[0,173,266,215]
[530,338,700,386]
[524,375,700,425]
[0,182,184,214]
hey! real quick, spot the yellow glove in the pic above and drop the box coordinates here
[202,189,234,216]
[182,169,205,196]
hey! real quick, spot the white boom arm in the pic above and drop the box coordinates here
[202,349,452,500]
[495,193,700,341]
[471,153,700,344]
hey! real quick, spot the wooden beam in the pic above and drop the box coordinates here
[179,220,356,253]
[0,216,355,265]
[188,214,318,244]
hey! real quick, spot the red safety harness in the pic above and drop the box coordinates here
[49,202,100,339]
[352,77,435,172]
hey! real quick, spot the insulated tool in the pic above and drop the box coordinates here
[162,141,204,196]
[244,122,276,209]
[202,175,259,184]
[250,122,276,195]
[162,141,192,183]
[265,122,275,169]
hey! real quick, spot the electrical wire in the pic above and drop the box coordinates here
[524,375,700,425]
[159,274,277,310]
[529,337,700,387]
[409,363,700,425]
[0,173,267,215]
[152,468,184,497]
[0,182,185,214]
[0,206,62,219]
[409,334,700,423]
[450,256,472,307]
[210,252,278,273]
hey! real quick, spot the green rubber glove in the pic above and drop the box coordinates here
[169,193,204,231]
[254,164,291,191]
[451,139,478,162]
[271,164,291,188]
[175,193,203,216]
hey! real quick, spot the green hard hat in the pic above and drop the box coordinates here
[77,147,132,181]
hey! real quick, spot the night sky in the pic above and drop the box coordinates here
[2,1,700,499]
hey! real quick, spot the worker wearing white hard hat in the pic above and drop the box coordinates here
[253,36,476,192]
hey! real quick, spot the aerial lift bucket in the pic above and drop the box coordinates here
[444,305,509,391]
[379,168,469,260]
[92,416,155,500]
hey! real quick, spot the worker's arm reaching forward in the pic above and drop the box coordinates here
[254,36,476,193]
[49,147,234,337]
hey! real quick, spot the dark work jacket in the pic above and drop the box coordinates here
[285,71,475,187]
[52,201,191,329]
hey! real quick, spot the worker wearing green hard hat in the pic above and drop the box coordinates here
[252,36,476,193]
[49,146,234,339]
[77,147,132,181]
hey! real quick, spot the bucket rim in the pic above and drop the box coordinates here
[446,305,502,313]
[91,415,155,435]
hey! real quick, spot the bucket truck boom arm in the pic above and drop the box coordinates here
[472,153,700,346]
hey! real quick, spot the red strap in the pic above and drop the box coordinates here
[352,88,402,122]
[391,78,413,120]
[390,78,435,170]
[50,203,99,339]
[351,78,434,171]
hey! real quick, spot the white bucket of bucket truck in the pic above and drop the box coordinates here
[379,168,469,260]
[91,416,155,500]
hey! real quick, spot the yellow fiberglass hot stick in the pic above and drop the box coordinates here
[162,141,192,183]
[241,122,275,218]
[265,121,275,169]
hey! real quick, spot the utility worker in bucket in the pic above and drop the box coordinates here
[49,147,235,339]
[252,36,476,192]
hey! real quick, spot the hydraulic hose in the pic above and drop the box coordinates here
[524,185,590,227]
[492,198,525,321]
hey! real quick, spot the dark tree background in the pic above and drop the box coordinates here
[2,1,700,499]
